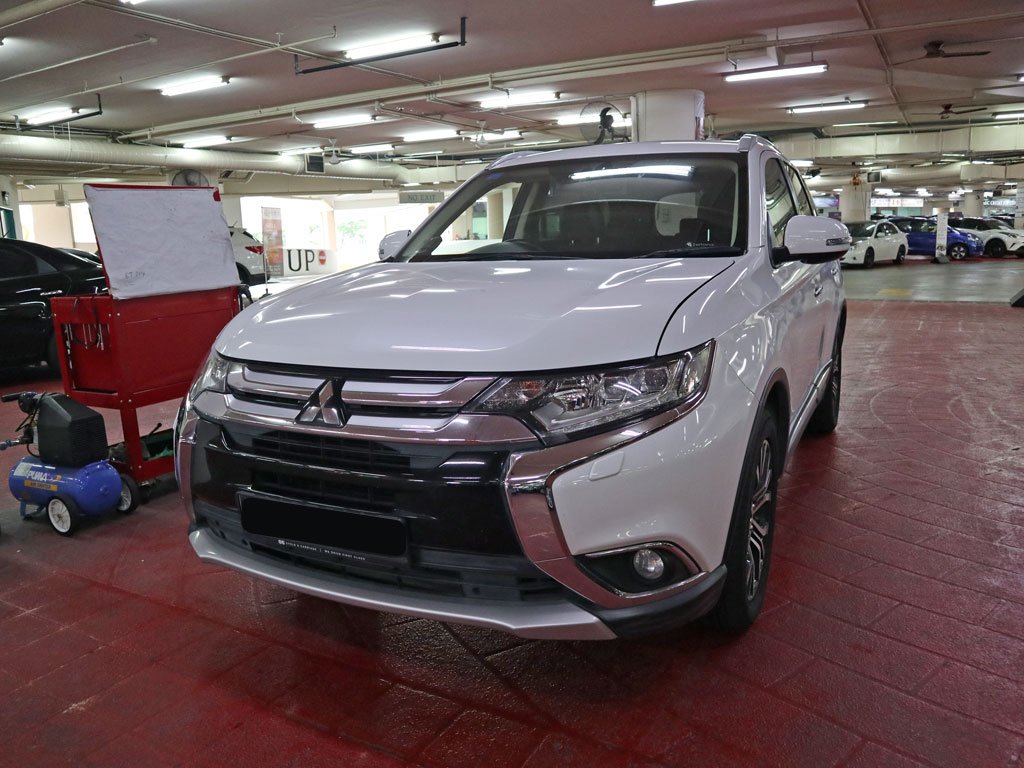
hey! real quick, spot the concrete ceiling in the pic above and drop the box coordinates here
[2,0,1024,198]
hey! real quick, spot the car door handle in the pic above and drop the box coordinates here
[813,283,823,297]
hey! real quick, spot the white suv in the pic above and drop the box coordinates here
[176,135,849,639]
[228,227,267,284]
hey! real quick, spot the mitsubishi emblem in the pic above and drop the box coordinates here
[297,380,344,425]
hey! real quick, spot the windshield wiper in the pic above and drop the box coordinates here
[639,245,744,258]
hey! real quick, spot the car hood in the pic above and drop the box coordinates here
[217,258,734,372]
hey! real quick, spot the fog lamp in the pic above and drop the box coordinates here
[632,548,665,581]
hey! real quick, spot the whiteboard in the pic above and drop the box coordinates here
[85,185,239,299]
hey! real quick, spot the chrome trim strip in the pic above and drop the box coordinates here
[227,367,322,402]
[503,349,716,610]
[341,377,495,408]
[189,528,615,640]
[194,391,538,445]
[175,433,196,523]
[583,540,701,575]
[787,359,832,456]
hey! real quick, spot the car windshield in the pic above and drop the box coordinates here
[845,222,874,237]
[984,219,1011,230]
[398,154,746,261]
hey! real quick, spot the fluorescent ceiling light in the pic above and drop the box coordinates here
[343,34,439,61]
[916,188,930,196]
[161,76,229,97]
[831,120,898,127]
[652,0,701,5]
[346,143,394,154]
[26,108,77,125]
[1019,75,1024,83]
[463,159,484,164]
[994,112,1024,120]
[402,150,444,157]
[790,159,815,168]
[312,113,375,130]
[401,128,458,142]
[120,0,149,4]
[479,90,559,109]
[971,160,994,165]
[556,113,632,127]
[512,139,561,146]
[787,101,867,114]
[961,188,974,193]
[464,131,521,142]
[279,146,321,156]
[181,135,231,149]
[725,62,828,83]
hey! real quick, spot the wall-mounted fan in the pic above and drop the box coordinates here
[893,40,991,66]
[578,103,630,144]
[171,169,211,187]
[912,103,987,120]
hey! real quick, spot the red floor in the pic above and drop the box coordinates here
[1,299,1022,768]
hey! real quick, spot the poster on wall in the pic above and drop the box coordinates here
[262,206,284,278]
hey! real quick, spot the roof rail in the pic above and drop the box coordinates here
[737,133,778,151]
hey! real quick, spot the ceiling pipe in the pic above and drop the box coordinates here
[0,0,86,31]
[0,35,157,87]
[0,133,411,182]
[118,36,765,141]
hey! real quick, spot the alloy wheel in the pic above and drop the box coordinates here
[745,439,773,601]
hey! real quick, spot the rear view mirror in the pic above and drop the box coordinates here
[775,215,851,264]
[378,230,411,261]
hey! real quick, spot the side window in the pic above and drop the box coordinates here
[784,165,816,217]
[896,221,912,233]
[0,246,45,279]
[764,159,797,247]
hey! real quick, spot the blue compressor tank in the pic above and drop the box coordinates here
[8,456,122,516]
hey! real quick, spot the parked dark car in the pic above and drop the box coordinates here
[0,238,106,369]
[889,217,983,260]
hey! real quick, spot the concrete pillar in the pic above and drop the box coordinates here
[454,208,473,240]
[29,202,74,247]
[322,207,337,250]
[486,191,504,239]
[839,183,872,222]
[220,195,243,228]
[0,175,22,238]
[631,89,705,141]
[961,193,983,216]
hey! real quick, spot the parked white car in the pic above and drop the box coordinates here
[228,227,267,284]
[840,220,908,267]
[176,136,849,639]
[949,217,1024,257]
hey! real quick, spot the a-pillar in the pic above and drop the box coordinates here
[631,89,705,141]
[839,183,872,222]
[961,192,983,217]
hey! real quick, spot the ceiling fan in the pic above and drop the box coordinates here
[893,40,991,66]
[912,103,988,120]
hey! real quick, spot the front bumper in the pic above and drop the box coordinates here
[176,358,742,639]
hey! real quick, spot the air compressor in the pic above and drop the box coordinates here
[1,391,129,536]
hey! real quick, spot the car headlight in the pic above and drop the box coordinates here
[468,341,713,441]
[187,350,234,401]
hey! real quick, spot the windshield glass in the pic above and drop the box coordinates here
[398,154,746,261]
[845,222,874,237]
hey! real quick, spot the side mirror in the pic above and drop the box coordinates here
[378,230,412,261]
[774,215,850,264]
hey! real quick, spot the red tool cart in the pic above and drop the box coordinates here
[50,184,244,509]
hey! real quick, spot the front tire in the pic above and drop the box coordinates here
[712,409,781,632]
[895,246,905,264]
[949,243,968,260]
[864,249,875,268]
